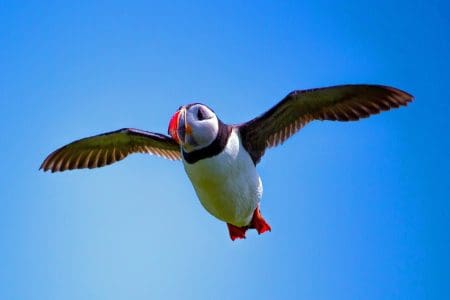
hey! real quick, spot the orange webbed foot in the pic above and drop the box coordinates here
[227,223,248,241]
[249,205,271,234]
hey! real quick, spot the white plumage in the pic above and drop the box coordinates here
[183,129,262,227]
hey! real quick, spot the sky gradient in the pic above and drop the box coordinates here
[1,1,449,299]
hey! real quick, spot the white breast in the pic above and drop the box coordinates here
[182,128,263,226]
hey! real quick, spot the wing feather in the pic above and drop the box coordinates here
[238,84,413,164]
[40,128,181,172]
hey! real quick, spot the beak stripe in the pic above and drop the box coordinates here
[168,110,181,143]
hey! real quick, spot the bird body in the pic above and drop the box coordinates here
[40,84,413,240]
[183,128,262,227]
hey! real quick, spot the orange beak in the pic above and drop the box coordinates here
[168,110,181,143]
[168,107,191,144]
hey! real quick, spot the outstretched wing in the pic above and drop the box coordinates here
[40,128,181,172]
[238,84,413,164]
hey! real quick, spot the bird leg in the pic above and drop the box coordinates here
[227,205,271,241]
[248,205,271,234]
[227,223,248,241]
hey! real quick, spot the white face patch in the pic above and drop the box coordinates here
[183,104,219,152]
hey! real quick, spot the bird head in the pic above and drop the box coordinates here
[168,103,219,152]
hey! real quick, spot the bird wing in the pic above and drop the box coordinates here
[40,128,181,172]
[238,84,413,164]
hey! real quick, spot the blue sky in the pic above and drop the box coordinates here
[1,1,449,299]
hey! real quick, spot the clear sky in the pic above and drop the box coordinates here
[1,1,449,299]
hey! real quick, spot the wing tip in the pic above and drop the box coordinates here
[39,160,51,172]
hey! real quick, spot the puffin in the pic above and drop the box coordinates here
[40,84,413,240]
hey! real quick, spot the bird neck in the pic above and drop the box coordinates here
[182,120,231,164]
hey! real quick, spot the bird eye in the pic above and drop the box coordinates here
[197,107,205,120]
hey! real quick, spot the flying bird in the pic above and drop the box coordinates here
[40,84,413,240]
